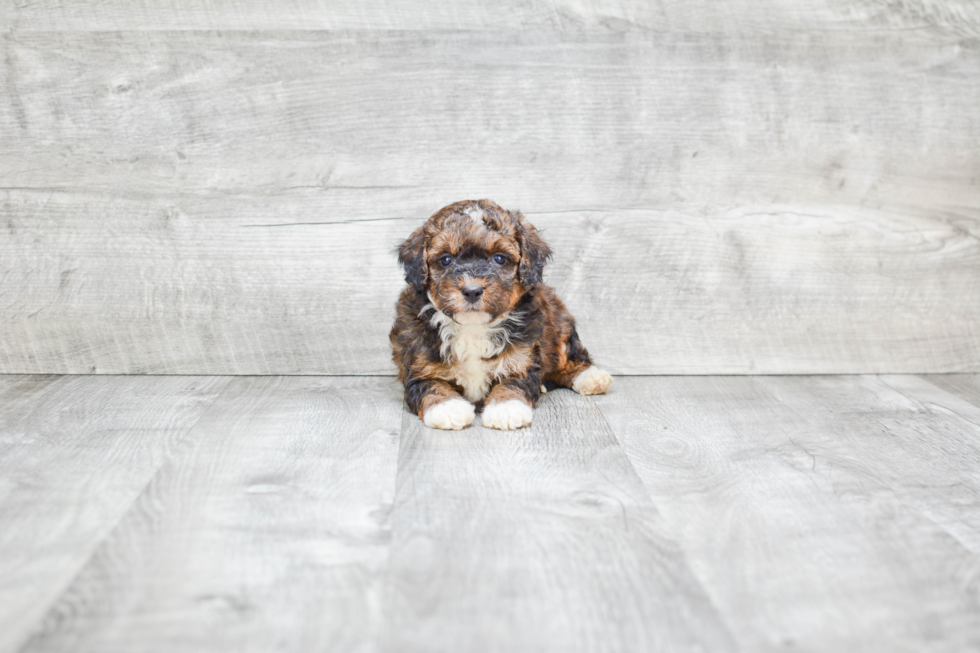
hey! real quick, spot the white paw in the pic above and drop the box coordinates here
[481,399,533,430]
[571,366,613,395]
[423,398,475,430]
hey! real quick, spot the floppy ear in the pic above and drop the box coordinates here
[397,225,429,293]
[514,212,551,288]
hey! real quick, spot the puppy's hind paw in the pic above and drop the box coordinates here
[571,366,613,395]
[423,398,475,430]
[482,399,533,430]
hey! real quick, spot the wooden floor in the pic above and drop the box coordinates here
[0,374,978,652]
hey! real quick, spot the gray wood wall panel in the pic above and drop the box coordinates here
[2,1,979,34]
[3,30,977,208]
[0,374,228,653]
[2,11,978,374]
[3,192,977,374]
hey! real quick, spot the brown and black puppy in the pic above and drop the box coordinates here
[390,199,612,430]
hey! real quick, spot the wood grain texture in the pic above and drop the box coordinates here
[873,374,980,551]
[0,190,408,375]
[2,30,977,209]
[0,374,228,653]
[599,375,980,652]
[2,19,979,375]
[1,0,978,34]
[3,192,977,374]
[3,374,980,652]
[921,374,980,407]
[17,376,402,653]
[382,387,735,653]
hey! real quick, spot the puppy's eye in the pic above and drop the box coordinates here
[438,255,453,267]
[491,254,508,265]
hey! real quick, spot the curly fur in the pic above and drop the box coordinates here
[390,199,611,430]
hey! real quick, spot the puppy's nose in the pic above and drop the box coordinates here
[461,284,484,303]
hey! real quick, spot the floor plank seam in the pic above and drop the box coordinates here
[8,377,235,653]
[585,392,743,650]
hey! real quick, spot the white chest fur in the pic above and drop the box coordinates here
[426,306,517,402]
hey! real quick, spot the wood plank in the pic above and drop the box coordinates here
[0,374,228,653]
[17,376,402,653]
[2,27,977,375]
[0,190,409,375]
[2,30,977,210]
[382,388,735,652]
[4,374,978,651]
[1,0,978,34]
[538,205,980,375]
[761,375,980,554]
[921,374,980,407]
[598,375,980,652]
[872,374,980,551]
[3,192,977,374]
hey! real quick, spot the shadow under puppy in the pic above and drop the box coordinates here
[390,199,612,430]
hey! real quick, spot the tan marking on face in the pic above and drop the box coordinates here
[485,234,521,260]
[427,231,461,261]
[423,222,525,319]
[507,280,525,307]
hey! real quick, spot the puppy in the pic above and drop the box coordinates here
[390,199,612,430]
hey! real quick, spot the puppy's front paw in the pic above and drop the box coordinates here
[482,399,533,430]
[572,366,613,395]
[423,397,475,430]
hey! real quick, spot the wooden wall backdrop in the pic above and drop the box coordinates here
[1,2,978,375]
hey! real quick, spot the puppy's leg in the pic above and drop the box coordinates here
[547,329,613,396]
[549,361,613,395]
[482,377,541,430]
[406,378,475,430]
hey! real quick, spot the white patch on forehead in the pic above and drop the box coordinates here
[463,205,484,224]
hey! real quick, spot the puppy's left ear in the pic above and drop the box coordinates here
[398,224,429,293]
[514,212,551,288]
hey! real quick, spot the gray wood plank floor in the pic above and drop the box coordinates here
[2,374,979,652]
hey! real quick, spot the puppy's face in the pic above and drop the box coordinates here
[399,200,551,324]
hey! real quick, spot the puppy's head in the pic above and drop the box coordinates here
[398,199,551,324]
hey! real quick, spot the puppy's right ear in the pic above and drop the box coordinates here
[514,213,551,288]
[397,225,428,293]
